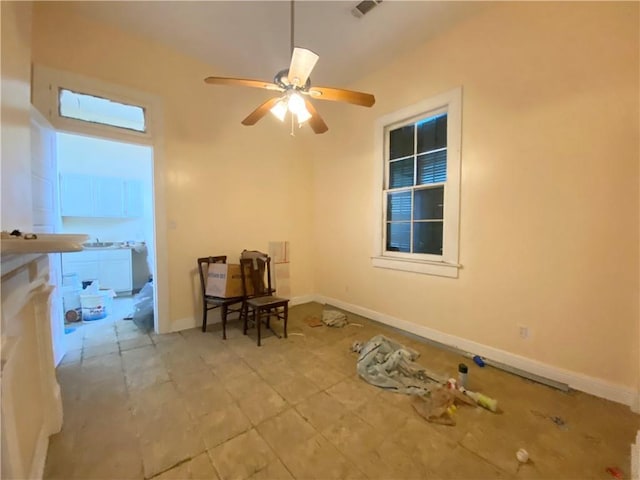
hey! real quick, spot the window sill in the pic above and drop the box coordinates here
[371,256,460,278]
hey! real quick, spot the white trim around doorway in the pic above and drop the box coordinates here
[31,65,170,334]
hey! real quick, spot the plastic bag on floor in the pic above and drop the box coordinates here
[322,309,348,327]
[132,280,154,331]
[353,334,447,395]
[412,386,476,426]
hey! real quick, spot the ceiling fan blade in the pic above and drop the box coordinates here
[307,86,375,107]
[304,100,328,134]
[241,97,282,126]
[204,76,282,91]
[288,48,319,87]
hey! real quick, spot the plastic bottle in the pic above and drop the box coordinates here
[458,363,468,389]
[463,389,498,412]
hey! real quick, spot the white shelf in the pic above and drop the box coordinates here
[1,233,88,255]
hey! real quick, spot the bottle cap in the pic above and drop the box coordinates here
[458,363,468,373]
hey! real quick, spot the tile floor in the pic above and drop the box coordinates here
[45,302,639,479]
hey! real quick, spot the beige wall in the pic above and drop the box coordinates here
[308,2,639,389]
[19,2,639,394]
[31,4,315,328]
[1,1,33,231]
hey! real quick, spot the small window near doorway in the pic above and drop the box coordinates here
[59,89,146,133]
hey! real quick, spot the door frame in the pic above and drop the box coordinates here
[31,106,67,365]
[31,65,170,334]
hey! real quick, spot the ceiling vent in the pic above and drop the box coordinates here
[351,0,382,18]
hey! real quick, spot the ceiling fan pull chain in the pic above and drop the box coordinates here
[290,113,295,136]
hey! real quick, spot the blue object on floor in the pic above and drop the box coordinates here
[64,327,76,335]
[473,355,486,367]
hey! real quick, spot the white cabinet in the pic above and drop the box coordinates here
[59,175,143,218]
[61,248,133,294]
[98,250,133,292]
[60,174,93,216]
[124,180,144,217]
[94,177,124,217]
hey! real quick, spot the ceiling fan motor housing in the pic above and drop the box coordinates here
[352,0,383,18]
[274,69,311,91]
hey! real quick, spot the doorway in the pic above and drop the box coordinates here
[56,133,156,353]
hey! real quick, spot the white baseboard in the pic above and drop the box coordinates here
[315,294,638,409]
[29,425,50,480]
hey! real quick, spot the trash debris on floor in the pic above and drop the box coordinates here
[352,335,499,425]
[473,355,486,367]
[132,279,154,331]
[412,386,476,425]
[516,448,529,463]
[322,309,348,327]
[531,410,569,430]
[606,466,624,479]
[353,334,447,394]
[304,315,324,327]
[459,387,498,412]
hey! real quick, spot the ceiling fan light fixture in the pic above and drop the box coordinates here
[296,108,312,124]
[287,93,311,124]
[270,98,288,122]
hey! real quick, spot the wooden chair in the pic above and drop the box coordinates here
[197,256,244,339]
[239,253,289,346]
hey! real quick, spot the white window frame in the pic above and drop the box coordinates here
[372,87,462,278]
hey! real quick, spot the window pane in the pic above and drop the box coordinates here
[417,114,447,153]
[389,125,414,160]
[389,158,414,188]
[386,222,410,252]
[417,150,446,185]
[387,191,411,221]
[59,89,146,132]
[413,221,443,254]
[414,187,444,220]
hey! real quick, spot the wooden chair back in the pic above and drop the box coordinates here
[239,256,273,298]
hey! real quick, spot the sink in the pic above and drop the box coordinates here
[83,242,116,248]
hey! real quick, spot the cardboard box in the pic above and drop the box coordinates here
[205,263,252,298]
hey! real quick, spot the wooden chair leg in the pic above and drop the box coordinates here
[242,303,248,335]
[256,308,261,347]
[283,304,288,339]
[221,304,228,340]
[202,305,208,332]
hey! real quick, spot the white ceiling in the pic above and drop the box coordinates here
[64,1,488,87]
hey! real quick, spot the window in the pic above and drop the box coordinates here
[31,65,154,144]
[59,88,146,133]
[372,87,462,278]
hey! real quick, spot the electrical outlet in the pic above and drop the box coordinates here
[518,325,529,339]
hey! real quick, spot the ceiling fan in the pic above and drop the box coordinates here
[204,1,375,134]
